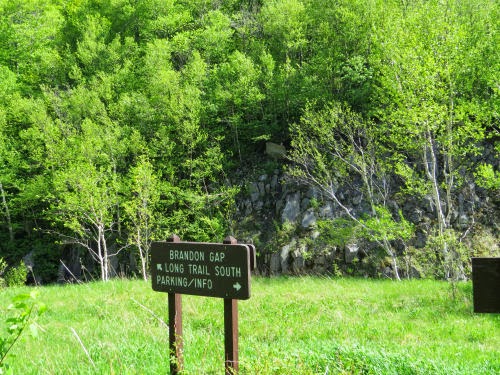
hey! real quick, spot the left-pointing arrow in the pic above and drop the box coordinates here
[157,264,162,271]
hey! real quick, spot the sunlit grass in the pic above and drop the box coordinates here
[1,277,498,374]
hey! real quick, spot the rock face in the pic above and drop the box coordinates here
[265,142,287,159]
[232,165,498,278]
[301,209,317,229]
[50,161,496,283]
[233,168,349,275]
[282,193,301,223]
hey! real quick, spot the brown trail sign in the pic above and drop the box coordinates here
[151,235,254,375]
[151,241,252,300]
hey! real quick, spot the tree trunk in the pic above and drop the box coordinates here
[392,256,401,281]
[0,182,14,242]
[137,228,148,281]
[102,232,109,282]
[382,237,401,281]
[97,224,106,281]
[423,131,448,235]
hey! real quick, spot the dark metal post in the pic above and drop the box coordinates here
[167,235,183,374]
[223,236,239,374]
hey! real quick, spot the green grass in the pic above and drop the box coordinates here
[1,277,499,374]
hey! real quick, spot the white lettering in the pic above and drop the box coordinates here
[188,264,210,275]
[209,252,225,262]
[164,263,184,274]
[169,250,205,261]
[156,275,188,287]
[193,278,213,289]
[215,266,242,277]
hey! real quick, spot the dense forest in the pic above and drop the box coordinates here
[0,0,498,284]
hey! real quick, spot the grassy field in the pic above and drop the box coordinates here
[1,277,499,374]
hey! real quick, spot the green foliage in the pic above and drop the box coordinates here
[370,0,498,228]
[0,291,46,373]
[122,155,160,280]
[273,221,297,250]
[0,0,498,280]
[0,258,28,289]
[425,229,473,298]
[393,159,431,198]
[475,163,500,191]
[288,100,371,187]
[4,262,27,288]
[317,218,356,248]
[404,246,441,280]
[358,207,414,244]
[288,101,415,279]
[404,228,474,287]
[468,229,500,258]
[259,0,307,62]
[0,258,6,288]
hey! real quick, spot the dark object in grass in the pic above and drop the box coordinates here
[472,257,500,313]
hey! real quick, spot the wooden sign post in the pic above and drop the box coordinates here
[151,236,255,374]
[166,235,183,374]
[223,236,239,374]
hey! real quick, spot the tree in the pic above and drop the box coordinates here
[0,62,30,245]
[288,102,414,279]
[0,0,64,94]
[370,0,499,282]
[47,116,130,282]
[52,160,122,282]
[123,156,160,281]
[0,0,497,282]
[0,66,49,248]
[0,115,14,238]
[259,0,307,64]
[208,50,264,160]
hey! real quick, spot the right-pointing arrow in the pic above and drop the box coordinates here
[233,282,241,291]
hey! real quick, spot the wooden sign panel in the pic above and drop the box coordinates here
[151,241,251,300]
[472,257,500,313]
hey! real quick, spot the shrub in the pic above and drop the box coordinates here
[0,258,6,288]
[469,228,500,258]
[4,262,28,288]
